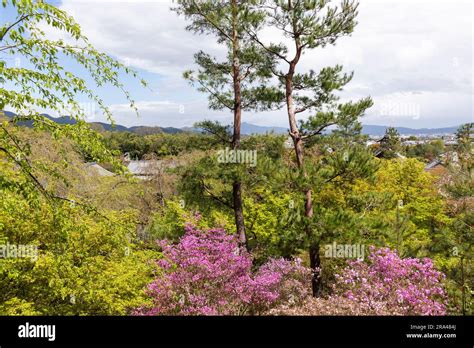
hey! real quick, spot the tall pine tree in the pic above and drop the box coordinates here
[248,0,373,294]
[173,0,281,248]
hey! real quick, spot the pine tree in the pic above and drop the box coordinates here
[248,0,373,294]
[455,123,473,171]
[173,0,281,248]
[378,127,402,159]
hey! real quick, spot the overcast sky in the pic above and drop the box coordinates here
[3,0,473,128]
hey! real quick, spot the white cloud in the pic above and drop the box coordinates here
[108,100,232,128]
[47,0,472,128]
[55,0,224,77]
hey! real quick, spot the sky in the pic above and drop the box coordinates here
[1,0,473,128]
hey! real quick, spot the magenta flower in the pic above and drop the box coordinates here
[333,247,447,315]
[134,224,311,315]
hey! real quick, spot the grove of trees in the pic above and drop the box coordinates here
[0,0,472,316]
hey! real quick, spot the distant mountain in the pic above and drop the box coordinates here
[2,112,79,128]
[187,122,288,135]
[361,125,459,136]
[89,122,130,132]
[2,111,460,136]
[241,122,288,135]
[241,123,459,136]
[1,111,181,135]
[239,123,459,136]
[128,126,167,135]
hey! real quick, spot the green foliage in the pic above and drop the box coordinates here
[0,168,160,315]
[434,209,473,315]
[146,199,234,243]
[255,0,359,49]
[1,0,144,117]
[455,122,473,171]
[0,123,161,315]
[194,120,232,146]
[348,158,450,257]
[431,124,473,314]
[405,140,444,161]
[0,0,144,205]
[176,133,305,258]
[175,0,282,118]
[103,131,217,160]
[378,127,401,159]
[0,0,468,317]
[279,139,378,246]
[244,187,303,261]
[249,0,372,132]
[177,134,286,211]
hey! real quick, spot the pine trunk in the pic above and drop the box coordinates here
[286,60,319,296]
[231,0,247,249]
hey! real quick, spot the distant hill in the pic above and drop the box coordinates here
[237,123,459,136]
[130,126,182,135]
[2,111,459,136]
[239,123,459,136]
[184,122,288,135]
[241,122,288,135]
[2,111,181,135]
[238,123,459,136]
[361,125,459,136]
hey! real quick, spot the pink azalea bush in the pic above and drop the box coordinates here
[267,296,387,315]
[255,258,311,307]
[135,224,310,315]
[332,247,447,315]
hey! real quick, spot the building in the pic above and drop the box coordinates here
[126,159,180,180]
[84,162,115,177]
[424,159,448,177]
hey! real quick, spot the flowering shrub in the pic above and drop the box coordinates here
[135,224,310,315]
[333,247,447,315]
[267,296,385,316]
[255,258,311,308]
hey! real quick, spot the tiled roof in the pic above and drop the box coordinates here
[127,160,180,177]
[85,162,115,177]
[424,159,443,170]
